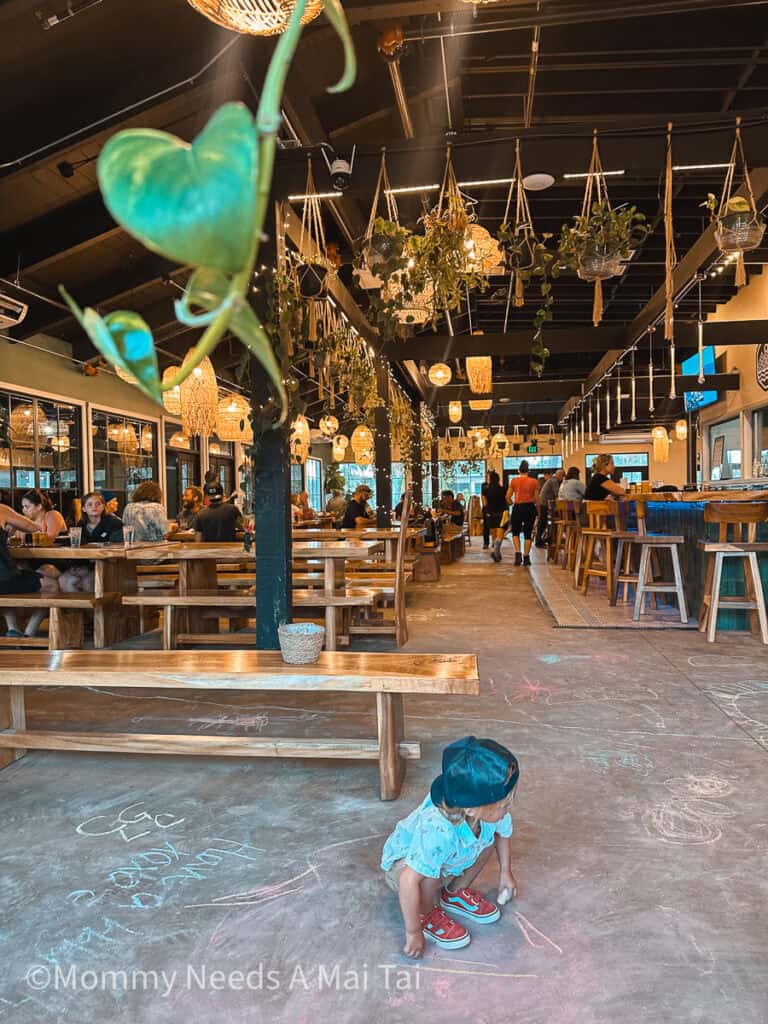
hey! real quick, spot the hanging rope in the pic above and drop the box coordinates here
[663,123,677,342]
[502,139,536,313]
[717,116,761,288]
[697,276,706,384]
[580,130,610,327]
[364,149,399,244]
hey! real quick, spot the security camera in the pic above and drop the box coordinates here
[322,146,355,192]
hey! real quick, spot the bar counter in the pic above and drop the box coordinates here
[646,490,768,630]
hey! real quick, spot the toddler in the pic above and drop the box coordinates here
[381,735,519,958]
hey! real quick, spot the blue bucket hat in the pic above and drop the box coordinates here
[430,736,519,809]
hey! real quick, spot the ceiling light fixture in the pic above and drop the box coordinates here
[563,169,625,179]
[672,163,731,172]
[522,172,555,191]
[287,190,343,201]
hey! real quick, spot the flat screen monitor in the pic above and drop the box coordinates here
[682,346,718,411]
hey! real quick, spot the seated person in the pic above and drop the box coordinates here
[342,485,375,529]
[325,489,346,519]
[290,493,301,524]
[58,491,123,593]
[176,485,203,531]
[191,483,243,542]
[20,489,66,540]
[437,490,464,528]
[559,466,586,501]
[122,481,169,542]
[0,502,60,639]
[584,455,627,501]
[102,491,120,517]
[297,490,315,522]
[394,493,406,520]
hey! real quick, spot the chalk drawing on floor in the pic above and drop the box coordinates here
[642,776,736,846]
[581,748,655,778]
[703,681,768,749]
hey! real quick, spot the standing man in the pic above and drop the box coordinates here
[480,471,491,550]
[535,469,564,549]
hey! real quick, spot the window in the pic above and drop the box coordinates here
[1,390,82,521]
[290,464,303,495]
[504,455,563,474]
[753,408,768,477]
[391,461,406,509]
[209,434,234,499]
[91,410,158,509]
[709,417,741,481]
[599,452,649,485]
[305,457,322,512]
[439,460,486,500]
[164,424,200,515]
[344,463,376,503]
[422,462,433,509]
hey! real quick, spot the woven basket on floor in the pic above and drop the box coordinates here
[278,623,325,664]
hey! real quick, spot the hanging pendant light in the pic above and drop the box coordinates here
[332,433,349,462]
[669,334,677,399]
[10,404,35,445]
[169,431,192,449]
[596,386,601,435]
[630,350,637,422]
[588,398,593,441]
[605,376,611,432]
[217,394,253,442]
[469,399,492,411]
[117,424,140,464]
[652,424,670,463]
[162,366,182,416]
[464,223,503,274]
[186,0,322,37]
[290,414,312,464]
[318,413,340,438]
[180,353,218,437]
[675,419,688,441]
[448,401,463,424]
[615,366,622,426]
[351,424,374,463]
[140,425,154,452]
[648,328,655,415]
[428,362,452,387]
[465,356,492,394]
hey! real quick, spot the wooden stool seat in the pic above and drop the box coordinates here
[612,534,688,622]
[698,501,768,644]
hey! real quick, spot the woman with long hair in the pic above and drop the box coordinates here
[482,471,508,562]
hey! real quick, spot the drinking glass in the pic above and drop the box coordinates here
[123,526,135,546]
[69,527,82,549]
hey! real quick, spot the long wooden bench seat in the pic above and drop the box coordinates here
[0,593,106,649]
[0,649,480,799]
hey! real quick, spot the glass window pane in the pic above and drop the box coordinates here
[290,464,303,495]
[344,463,376,504]
[439,460,486,500]
[709,417,741,481]
[503,455,563,473]
[753,409,768,477]
[91,409,158,506]
[305,457,322,511]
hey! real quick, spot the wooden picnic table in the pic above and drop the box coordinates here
[291,527,423,561]
[8,543,135,648]
[126,539,382,644]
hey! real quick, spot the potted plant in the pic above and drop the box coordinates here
[558,199,648,281]
[705,193,765,253]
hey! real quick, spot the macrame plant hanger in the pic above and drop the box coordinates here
[298,156,331,351]
[580,130,611,327]
[664,123,677,399]
[502,139,537,330]
[717,116,762,288]
[697,276,706,384]
[359,150,400,289]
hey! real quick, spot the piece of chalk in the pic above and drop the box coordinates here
[497,887,513,906]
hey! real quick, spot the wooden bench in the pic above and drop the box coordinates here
[124,587,375,650]
[0,593,107,649]
[439,532,466,564]
[0,650,480,799]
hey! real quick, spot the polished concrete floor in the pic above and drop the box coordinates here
[1,547,767,1024]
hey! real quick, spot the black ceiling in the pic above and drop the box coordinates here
[2,0,768,427]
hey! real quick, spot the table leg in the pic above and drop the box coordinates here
[610,540,624,606]
[323,557,340,651]
[377,691,406,800]
[182,559,218,635]
[97,559,137,647]
[0,687,26,767]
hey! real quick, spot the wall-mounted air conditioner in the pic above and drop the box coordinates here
[598,432,654,445]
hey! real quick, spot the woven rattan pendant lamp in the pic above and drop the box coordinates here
[186,0,322,37]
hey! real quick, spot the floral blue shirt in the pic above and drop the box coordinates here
[122,502,168,542]
[381,793,512,878]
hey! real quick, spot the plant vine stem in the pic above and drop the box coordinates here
[160,0,311,397]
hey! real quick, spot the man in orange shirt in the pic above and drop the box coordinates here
[505,461,540,567]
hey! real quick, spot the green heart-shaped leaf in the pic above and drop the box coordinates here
[60,288,161,402]
[176,269,286,423]
[98,104,258,274]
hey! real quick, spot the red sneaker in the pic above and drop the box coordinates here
[420,907,471,949]
[440,886,500,924]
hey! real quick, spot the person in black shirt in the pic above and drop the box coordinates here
[191,483,243,542]
[58,491,123,593]
[584,455,627,502]
[342,485,375,529]
[482,471,509,562]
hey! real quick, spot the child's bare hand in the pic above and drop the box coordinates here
[498,872,519,903]
[403,930,425,958]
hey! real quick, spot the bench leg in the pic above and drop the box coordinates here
[48,608,84,649]
[0,687,26,768]
[377,692,406,801]
[747,552,768,644]
[699,555,714,632]
[162,605,175,651]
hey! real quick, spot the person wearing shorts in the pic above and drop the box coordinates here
[482,471,508,562]
[0,502,60,638]
[506,461,540,567]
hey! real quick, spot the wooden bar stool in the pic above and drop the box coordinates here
[550,500,568,564]
[579,500,624,596]
[613,532,688,621]
[698,501,768,644]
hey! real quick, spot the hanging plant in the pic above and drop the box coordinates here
[354,152,413,289]
[409,147,489,327]
[557,131,648,326]
[59,0,355,424]
[296,157,335,298]
[390,383,414,472]
[703,116,765,286]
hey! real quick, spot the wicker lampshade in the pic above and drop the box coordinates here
[385,273,434,326]
[491,430,509,454]
[140,425,153,452]
[332,436,348,462]
[428,362,452,387]
[290,414,311,464]
[162,366,182,416]
[169,431,192,450]
[186,0,322,36]
[356,447,374,466]
[319,414,339,437]
[115,365,137,386]
[117,424,140,463]
[469,399,493,411]
[351,424,373,448]
[209,442,223,456]
[675,418,688,441]
[448,401,463,424]
[652,424,670,464]
[10,404,36,445]
[50,435,70,453]
[468,426,489,441]
[464,223,503,274]
[216,394,253,442]
[180,353,218,437]
[466,356,492,394]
